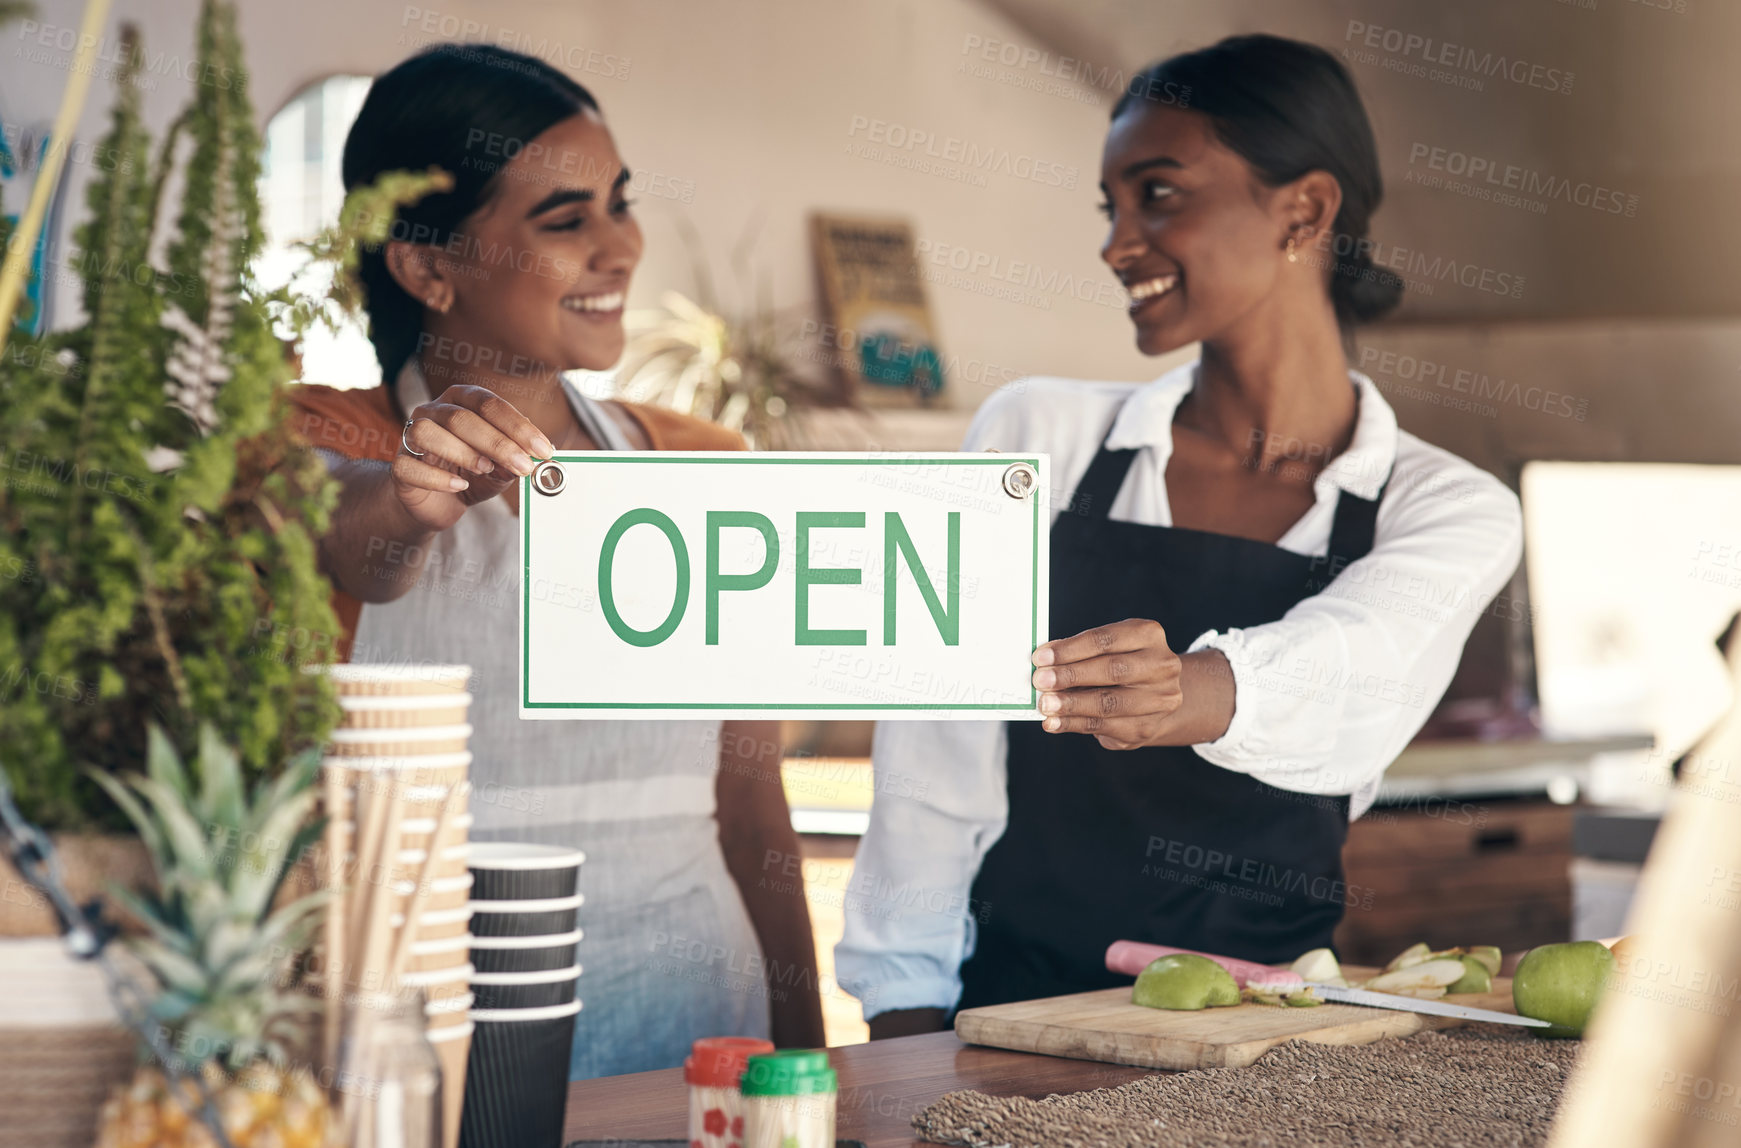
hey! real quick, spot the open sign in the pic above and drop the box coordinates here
[518,452,1049,719]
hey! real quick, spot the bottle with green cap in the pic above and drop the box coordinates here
[739,1049,838,1148]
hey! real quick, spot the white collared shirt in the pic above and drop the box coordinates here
[835,361,1524,1018]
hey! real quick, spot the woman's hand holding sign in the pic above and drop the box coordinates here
[320,385,561,605]
[1032,619,1236,750]
[396,384,558,532]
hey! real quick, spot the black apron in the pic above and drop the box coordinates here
[956,420,1389,1011]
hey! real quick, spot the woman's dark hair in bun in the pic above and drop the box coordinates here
[1112,34,1403,329]
[342,44,599,388]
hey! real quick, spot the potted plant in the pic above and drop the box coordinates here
[0,0,338,919]
[0,3,350,1145]
[614,220,846,449]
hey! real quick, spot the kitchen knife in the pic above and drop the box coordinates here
[1308,983,1551,1028]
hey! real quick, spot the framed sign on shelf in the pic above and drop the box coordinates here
[809,212,945,407]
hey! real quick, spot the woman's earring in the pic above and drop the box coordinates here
[427,292,452,314]
[1285,234,1300,263]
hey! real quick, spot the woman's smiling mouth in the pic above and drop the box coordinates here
[560,290,625,316]
[1125,274,1179,315]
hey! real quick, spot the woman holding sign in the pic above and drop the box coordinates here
[289,45,824,1075]
[838,35,1524,1031]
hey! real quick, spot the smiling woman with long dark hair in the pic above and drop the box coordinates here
[839,34,1525,1033]
[287,43,823,1077]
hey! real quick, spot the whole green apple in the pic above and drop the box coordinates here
[1512,941,1614,1038]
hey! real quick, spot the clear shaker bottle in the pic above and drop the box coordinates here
[336,988,444,1148]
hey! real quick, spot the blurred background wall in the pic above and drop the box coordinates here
[5,0,1736,410]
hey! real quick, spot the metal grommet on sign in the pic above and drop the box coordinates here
[531,460,566,496]
[1001,462,1037,500]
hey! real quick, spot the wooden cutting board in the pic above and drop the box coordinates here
[954,967,1525,1070]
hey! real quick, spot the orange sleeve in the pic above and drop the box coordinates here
[286,384,404,463]
[618,402,748,452]
[288,386,741,457]
[285,385,402,661]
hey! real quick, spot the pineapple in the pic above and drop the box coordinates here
[91,724,339,1148]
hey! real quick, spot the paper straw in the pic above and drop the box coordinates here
[342,780,406,1145]
[389,781,469,986]
[321,765,348,1070]
[346,777,388,960]
[361,783,409,990]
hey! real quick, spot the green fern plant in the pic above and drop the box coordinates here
[263,165,454,343]
[0,1,340,830]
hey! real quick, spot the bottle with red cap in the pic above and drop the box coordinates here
[685,1036,775,1148]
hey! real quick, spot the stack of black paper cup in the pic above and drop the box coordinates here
[460,843,586,1148]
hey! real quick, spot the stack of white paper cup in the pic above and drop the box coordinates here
[315,664,474,1148]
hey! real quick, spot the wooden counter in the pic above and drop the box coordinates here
[562,1031,1160,1147]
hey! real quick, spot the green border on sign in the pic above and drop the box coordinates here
[523,456,1044,711]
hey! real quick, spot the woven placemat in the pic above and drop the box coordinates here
[914,1029,1580,1148]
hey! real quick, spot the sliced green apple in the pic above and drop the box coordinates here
[1290,947,1347,987]
[1133,954,1241,1010]
[1446,956,1493,995]
[1364,958,1468,993]
[1245,985,1323,1008]
[1382,942,1432,973]
[1467,946,1502,976]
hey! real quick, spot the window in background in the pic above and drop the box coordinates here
[1523,461,1741,804]
[258,74,377,389]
